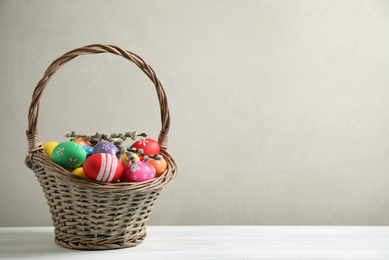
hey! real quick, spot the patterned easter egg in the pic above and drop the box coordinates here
[83,153,123,182]
[51,142,87,170]
[71,167,88,178]
[121,153,139,166]
[120,161,156,183]
[84,146,94,158]
[130,139,160,156]
[43,142,59,159]
[73,138,92,146]
[93,141,121,159]
[148,158,168,177]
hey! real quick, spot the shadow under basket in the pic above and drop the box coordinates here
[25,44,177,250]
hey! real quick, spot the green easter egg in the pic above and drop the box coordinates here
[51,141,87,170]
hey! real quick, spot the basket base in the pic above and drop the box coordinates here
[54,233,146,250]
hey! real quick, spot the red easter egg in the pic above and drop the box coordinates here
[82,153,123,183]
[130,138,160,156]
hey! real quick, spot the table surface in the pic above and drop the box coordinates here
[0,226,388,260]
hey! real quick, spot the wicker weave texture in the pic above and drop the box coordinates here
[25,44,177,250]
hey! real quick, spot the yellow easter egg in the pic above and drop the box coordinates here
[121,153,139,166]
[43,142,59,159]
[71,167,88,179]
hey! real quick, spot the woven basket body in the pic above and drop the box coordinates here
[25,44,177,250]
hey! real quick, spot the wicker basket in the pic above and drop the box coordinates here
[25,44,177,250]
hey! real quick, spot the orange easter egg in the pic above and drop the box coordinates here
[73,138,92,147]
[148,158,167,177]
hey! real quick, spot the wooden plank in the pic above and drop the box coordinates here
[0,226,388,259]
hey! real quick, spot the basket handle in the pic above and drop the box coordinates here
[26,44,170,155]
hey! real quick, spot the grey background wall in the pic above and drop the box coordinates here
[1,0,389,226]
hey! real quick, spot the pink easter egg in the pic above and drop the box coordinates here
[83,153,123,183]
[120,161,156,183]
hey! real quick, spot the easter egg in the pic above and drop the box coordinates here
[121,153,139,166]
[43,142,59,159]
[83,153,123,182]
[84,146,94,158]
[93,141,120,159]
[73,138,92,146]
[126,146,143,161]
[130,139,160,156]
[71,167,88,178]
[120,161,156,183]
[148,158,168,177]
[51,142,87,170]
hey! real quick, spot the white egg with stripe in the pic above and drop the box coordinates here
[82,153,123,183]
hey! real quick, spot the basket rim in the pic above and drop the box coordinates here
[27,148,177,193]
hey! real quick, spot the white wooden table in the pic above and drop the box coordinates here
[1,226,388,259]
